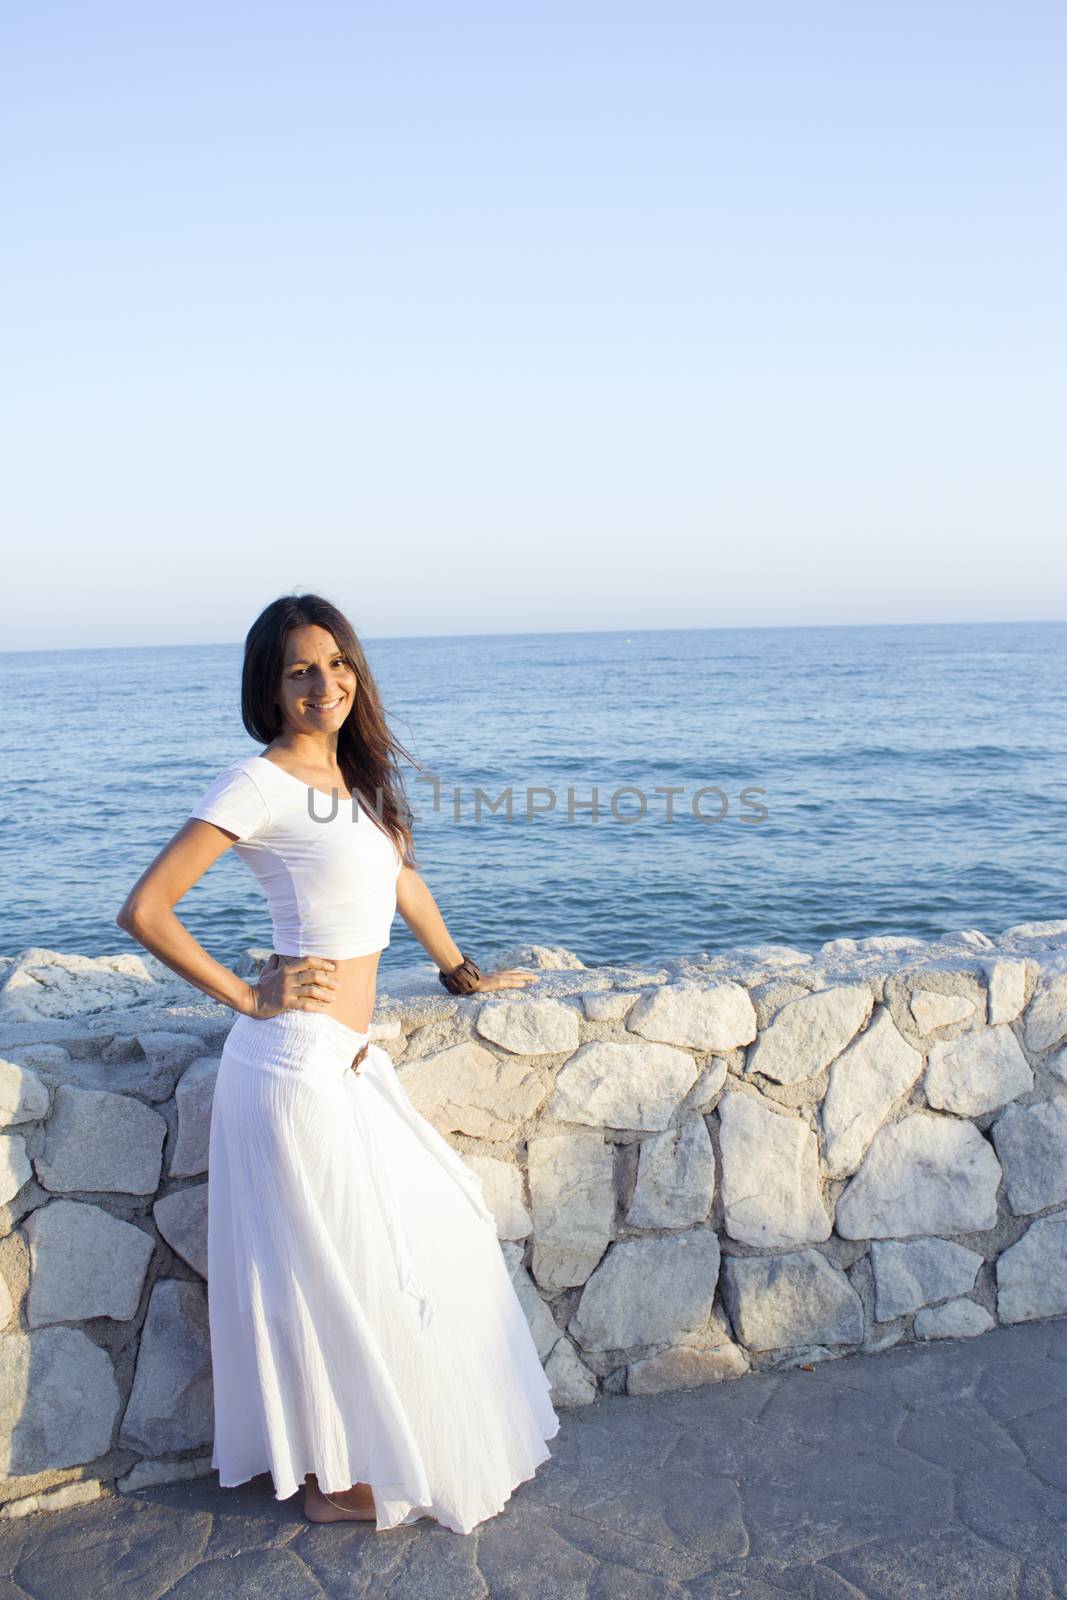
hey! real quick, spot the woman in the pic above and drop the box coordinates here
[116,592,561,1535]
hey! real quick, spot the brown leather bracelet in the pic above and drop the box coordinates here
[438,955,482,995]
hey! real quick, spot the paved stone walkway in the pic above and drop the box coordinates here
[1,1317,1066,1599]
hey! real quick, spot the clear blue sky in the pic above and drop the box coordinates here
[4,1,1064,649]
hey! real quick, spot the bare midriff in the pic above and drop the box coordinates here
[277,949,383,1034]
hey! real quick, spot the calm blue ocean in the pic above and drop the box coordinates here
[3,621,1065,975]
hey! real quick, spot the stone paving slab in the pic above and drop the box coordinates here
[1,1318,1066,1599]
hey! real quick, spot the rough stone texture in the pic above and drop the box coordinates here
[985,958,1029,1024]
[116,1454,213,1492]
[134,1031,208,1101]
[581,990,637,1022]
[626,981,757,1051]
[925,1024,1034,1116]
[23,1200,155,1326]
[1023,964,1067,1053]
[399,1040,546,1139]
[991,1095,1067,1215]
[474,998,580,1056]
[0,948,186,1022]
[914,1297,995,1339]
[747,977,813,1031]
[463,1155,530,1240]
[0,1060,50,1128]
[627,1337,749,1394]
[910,989,976,1032]
[119,1278,213,1455]
[527,1132,615,1294]
[4,928,1067,1521]
[821,1005,924,1178]
[718,1090,831,1247]
[720,1248,865,1351]
[625,1115,715,1228]
[543,1335,597,1406]
[836,1111,1002,1239]
[485,942,589,972]
[0,1325,120,1473]
[500,1243,561,1362]
[548,1039,700,1130]
[0,1134,32,1208]
[746,984,872,1084]
[997,1212,1067,1321]
[34,1085,166,1195]
[870,1237,984,1321]
[0,1478,103,1516]
[152,1184,208,1277]
[169,1057,219,1177]
[569,1229,721,1351]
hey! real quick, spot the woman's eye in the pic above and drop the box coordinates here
[291,660,345,677]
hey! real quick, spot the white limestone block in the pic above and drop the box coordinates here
[0,1133,32,1207]
[985,959,1029,1025]
[475,998,581,1056]
[169,1057,219,1177]
[909,990,976,1033]
[35,1086,166,1195]
[836,1112,1002,1239]
[869,1237,984,1321]
[626,1115,715,1229]
[925,1025,1033,1116]
[549,1039,700,1131]
[996,1212,1067,1323]
[1023,967,1067,1054]
[544,1335,597,1406]
[465,1154,531,1239]
[746,985,872,1085]
[718,1091,831,1248]
[24,1199,155,1325]
[821,1006,923,1178]
[153,1184,208,1277]
[528,1131,615,1293]
[119,1279,213,1454]
[0,1059,50,1127]
[400,1040,547,1139]
[627,982,758,1052]
[0,1326,120,1474]
[581,991,638,1022]
[719,1249,864,1352]
[913,1298,994,1339]
[570,1229,721,1352]
[991,1096,1067,1215]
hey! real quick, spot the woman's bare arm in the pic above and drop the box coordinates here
[116,820,263,1014]
[395,865,539,991]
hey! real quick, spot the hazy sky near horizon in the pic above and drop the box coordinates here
[4,1,1065,651]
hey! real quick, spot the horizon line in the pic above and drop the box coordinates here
[2,615,1066,657]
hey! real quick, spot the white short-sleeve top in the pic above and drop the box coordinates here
[188,754,404,959]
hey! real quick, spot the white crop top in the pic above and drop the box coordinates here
[188,754,404,959]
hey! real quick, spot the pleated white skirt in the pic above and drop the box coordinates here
[206,1007,560,1534]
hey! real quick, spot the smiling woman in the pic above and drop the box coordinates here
[113,590,556,1535]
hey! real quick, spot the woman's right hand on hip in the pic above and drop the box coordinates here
[244,953,339,1018]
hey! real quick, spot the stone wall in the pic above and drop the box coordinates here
[1,921,1066,1517]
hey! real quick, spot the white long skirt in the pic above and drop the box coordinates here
[206,1007,560,1534]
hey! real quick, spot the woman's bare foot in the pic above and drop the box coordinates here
[302,1472,377,1523]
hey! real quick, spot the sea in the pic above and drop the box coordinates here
[3,621,1066,978]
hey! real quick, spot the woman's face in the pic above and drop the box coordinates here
[276,624,358,737]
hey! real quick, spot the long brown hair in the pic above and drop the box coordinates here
[241,593,421,868]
